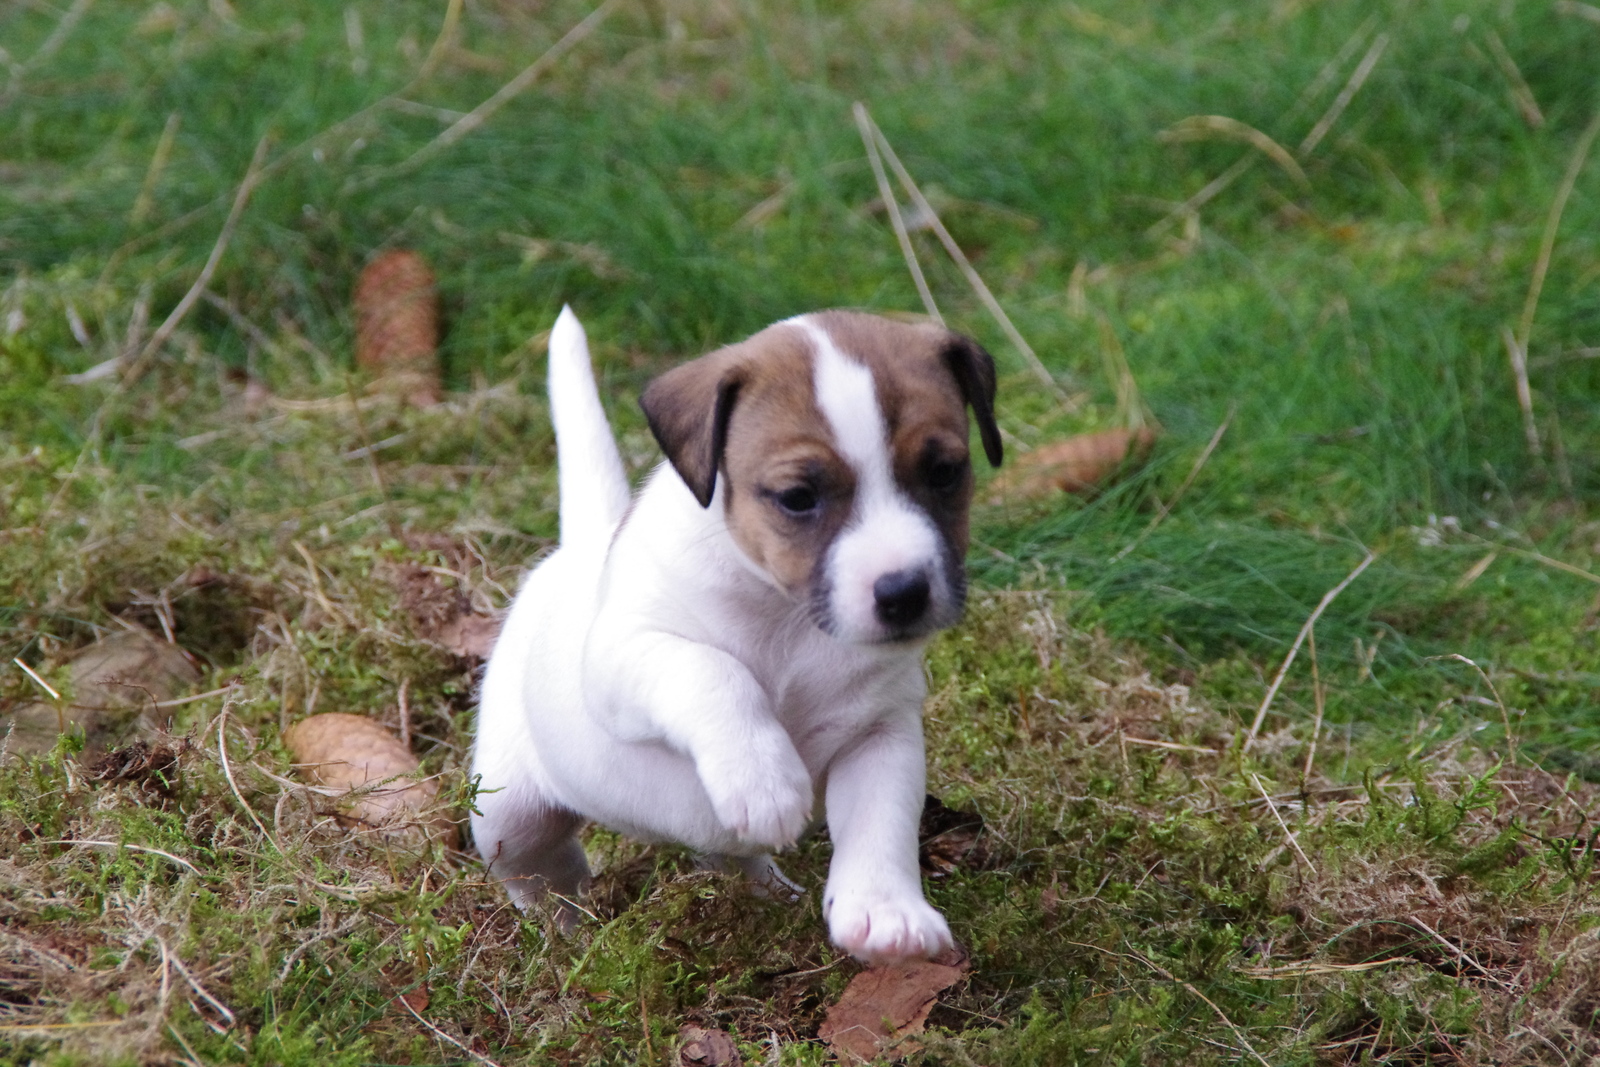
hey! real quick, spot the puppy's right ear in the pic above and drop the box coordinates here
[639,353,744,508]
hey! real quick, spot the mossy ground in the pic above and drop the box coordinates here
[5,0,1600,1063]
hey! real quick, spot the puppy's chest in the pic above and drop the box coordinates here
[743,635,925,763]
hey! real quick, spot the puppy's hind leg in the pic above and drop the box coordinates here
[474,790,591,928]
[698,852,804,903]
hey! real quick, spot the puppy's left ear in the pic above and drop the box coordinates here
[639,352,744,507]
[942,334,1003,467]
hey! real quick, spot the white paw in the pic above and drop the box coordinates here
[698,745,814,849]
[825,887,953,964]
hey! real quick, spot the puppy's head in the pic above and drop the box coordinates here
[640,311,1002,644]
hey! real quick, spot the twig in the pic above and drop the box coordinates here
[1501,327,1541,458]
[1111,405,1233,563]
[216,698,282,853]
[1302,628,1325,781]
[1515,107,1600,355]
[398,991,506,1067]
[853,101,941,322]
[857,104,1070,401]
[1244,551,1377,749]
[372,0,620,183]
[122,135,271,386]
[41,839,202,877]
[1249,773,1316,874]
[1433,653,1518,766]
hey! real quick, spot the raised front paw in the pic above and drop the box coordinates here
[699,747,814,849]
[825,887,954,964]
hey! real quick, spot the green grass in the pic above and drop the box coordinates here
[5,0,1600,1062]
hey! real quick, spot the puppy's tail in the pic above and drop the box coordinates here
[548,305,630,545]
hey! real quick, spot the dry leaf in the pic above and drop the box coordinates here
[918,794,989,877]
[986,427,1157,503]
[3,631,199,757]
[283,713,454,844]
[391,562,501,661]
[392,983,430,1014]
[818,947,970,1063]
[678,1025,743,1066]
[354,249,441,407]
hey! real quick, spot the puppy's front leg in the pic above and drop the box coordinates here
[823,716,954,963]
[598,631,813,849]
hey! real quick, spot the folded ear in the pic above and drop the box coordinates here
[639,352,745,507]
[942,334,1003,467]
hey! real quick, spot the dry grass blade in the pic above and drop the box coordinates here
[1484,31,1544,128]
[1148,26,1387,236]
[380,0,620,181]
[122,134,272,386]
[1250,772,1315,874]
[1111,405,1233,563]
[1433,653,1518,766]
[1301,628,1325,781]
[398,993,506,1067]
[857,105,1071,402]
[853,101,941,323]
[129,112,181,226]
[1071,942,1274,1067]
[1515,107,1600,354]
[216,699,282,854]
[1237,957,1415,978]
[1158,116,1309,188]
[1297,33,1389,157]
[41,840,203,877]
[1557,0,1600,23]
[1244,551,1377,749]
[1501,327,1542,458]
[13,656,61,701]
[1,0,95,103]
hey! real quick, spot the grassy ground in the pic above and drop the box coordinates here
[5,0,1600,1062]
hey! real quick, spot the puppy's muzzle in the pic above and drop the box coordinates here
[873,568,931,629]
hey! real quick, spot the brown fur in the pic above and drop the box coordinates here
[639,312,1002,603]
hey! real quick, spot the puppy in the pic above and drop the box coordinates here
[471,306,1001,963]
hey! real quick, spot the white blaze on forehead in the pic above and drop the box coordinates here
[790,317,948,640]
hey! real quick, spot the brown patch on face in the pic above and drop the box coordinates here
[640,313,1001,607]
[801,311,1000,560]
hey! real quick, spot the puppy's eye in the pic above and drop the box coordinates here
[927,458,966,492]
[775,486,820,515]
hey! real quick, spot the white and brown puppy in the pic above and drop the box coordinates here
[472,306,1001,963]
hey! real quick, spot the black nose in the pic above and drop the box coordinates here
[873,569,931,628]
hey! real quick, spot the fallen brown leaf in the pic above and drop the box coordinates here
[918,794,989,877]
[678,1025,743,1066]
[391,562,501,661]
[283,712,455,844]
[354,249,441,407]
[986,427,1157,503]
[818,947,970,1063]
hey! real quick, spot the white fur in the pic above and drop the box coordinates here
[472,308,954,963]
[798,319,952,643]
